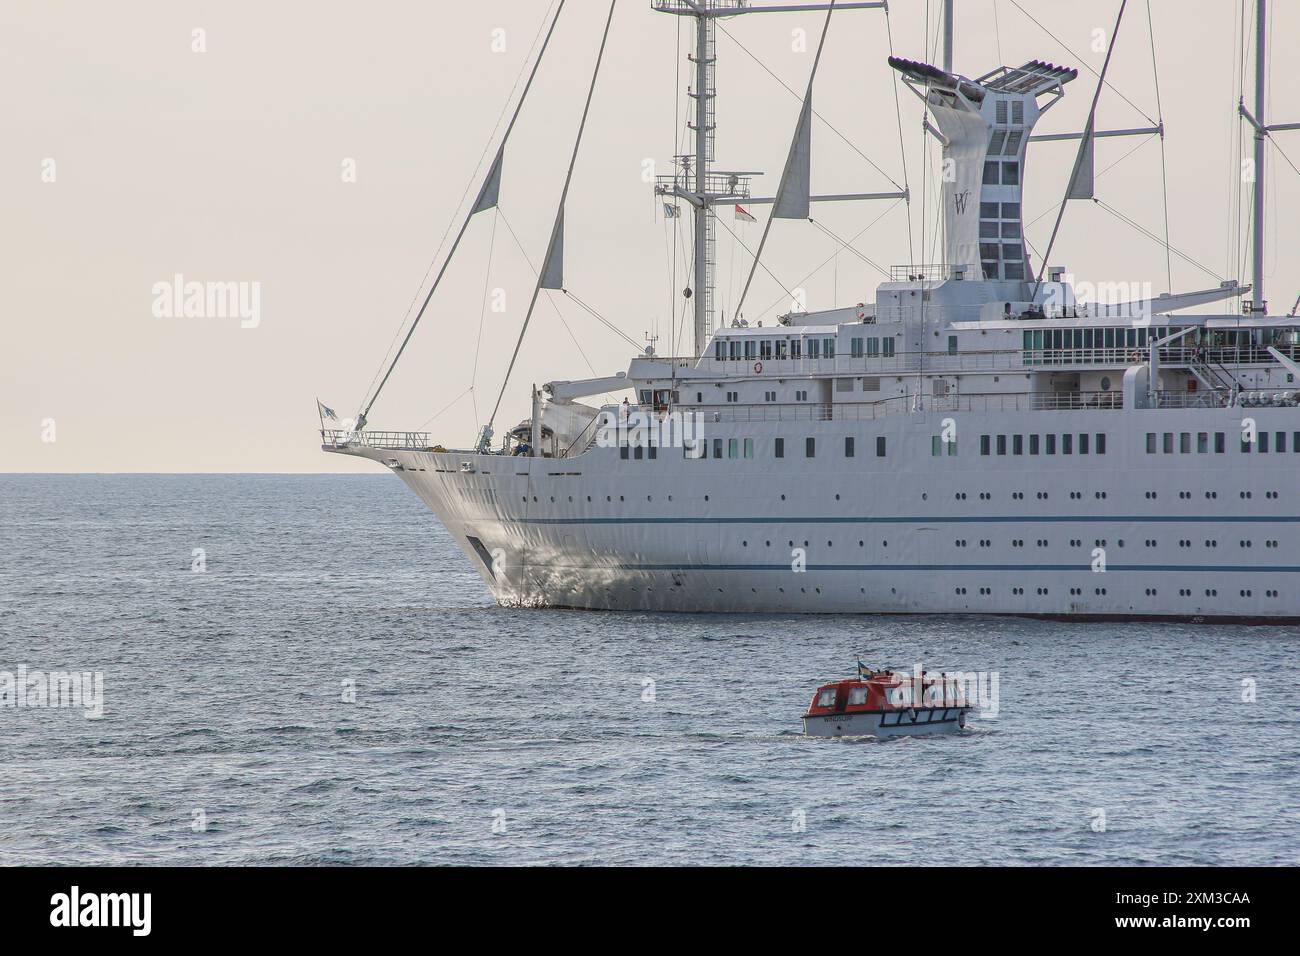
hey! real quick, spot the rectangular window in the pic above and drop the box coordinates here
[980,221,1000,239]
[775,340,788,359]
[620,445,629,460]
[1002,201,1021,218]
[1163,432,1174,454]
[876,436,887,457]
[948,335,958,355]
[1046,434,1056,455]
[805,437,815,458]
[728,340,740,360]
[760,340,772,360]
[1062,433,1073,455]
[1277,431,1287,453]
[981,201,1000,218]
[836,378,854,392]
[1000,221,1021,239]
[633,445,644,460]
[791,340,801,359]
[714,341,725,360]
[1146,432,1157,454]
[744,340,756,360]
[727,438,738,459]
[1095,433,1106,455]
[1079,433,1089,455]
[1180,432,1191,454]
[1002,162,1020,185]
[851,337,863,358]
[774,438,784,459]
[1003,263,1025,280]
[648,443,657,460]
[996,435,1007,456]
[947,439,957,457]
[932,435,942,457]
[1013,434,1024,455]
[983,160,1000,185]
[808,340,820,359]
[882,339,895,358]
[824,339,835,358]
[713,439,723,459]
[980,434,991,456]
[1030,434,1040,455]
[744,438,753,459]
[1260,431,1270,453]
[866,338,880,357]
[1216,432,1226,454]
[845,436,855,457]
[1241,435,1252,453]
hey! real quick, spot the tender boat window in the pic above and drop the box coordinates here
[816,689,837,708]
[847,687,870,706]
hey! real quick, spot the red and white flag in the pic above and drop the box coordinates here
[734,204,756,223]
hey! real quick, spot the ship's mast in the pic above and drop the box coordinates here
[1239,0,1299,315]
[691,5,716,357]
[654,1,893,357]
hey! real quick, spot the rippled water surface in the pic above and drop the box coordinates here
[1,475,1297,865]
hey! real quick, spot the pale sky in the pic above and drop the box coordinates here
[4,0,1297,473]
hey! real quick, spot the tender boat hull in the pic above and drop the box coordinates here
[802,706,969,738]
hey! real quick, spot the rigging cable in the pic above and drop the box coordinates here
[489,0,618,430]
[712,20,904,193]
[1145,0,1172,291]
[1006,0,1155,126]
[355,1,561,417]
[752,198,901,321]
[361,0,568,424]
[1032,0,1130,295]
[883,3,915,265]
[1092,199,1223,282]
[469,208,501,426]
[735,2,837,319]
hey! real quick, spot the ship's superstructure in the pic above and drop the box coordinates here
[324,1,1300,621]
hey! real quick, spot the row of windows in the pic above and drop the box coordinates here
[977,433,1107,456]
[1025,326,1183,351]
[848,337,897,358]
[713,337,837,362]
[677,436,889,460]
[1145,430,1300,454]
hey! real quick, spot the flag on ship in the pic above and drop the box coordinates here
[735,204,755,223]
[663,202,680,219]
[316,399,338,422]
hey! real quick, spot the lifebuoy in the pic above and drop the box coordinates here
[754,361,763,373]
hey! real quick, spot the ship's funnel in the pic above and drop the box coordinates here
[892,57,1078,284]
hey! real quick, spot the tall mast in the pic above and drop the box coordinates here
[1251,0,1267,314]
[691,5,716,355]
[653,1,894,356]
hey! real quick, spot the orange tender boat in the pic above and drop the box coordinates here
[802,667,972,738]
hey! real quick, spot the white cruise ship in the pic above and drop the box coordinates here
[323,0,1300,622]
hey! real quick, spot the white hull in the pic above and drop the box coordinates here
[803,707,968,737]
[336,404,1300,621]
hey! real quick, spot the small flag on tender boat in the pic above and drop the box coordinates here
[735,204,756,223]
[662,202,680,219]
[857,659,872,680]
[317,399,338,422]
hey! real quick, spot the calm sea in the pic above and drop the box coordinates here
[1,474,1296,865]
